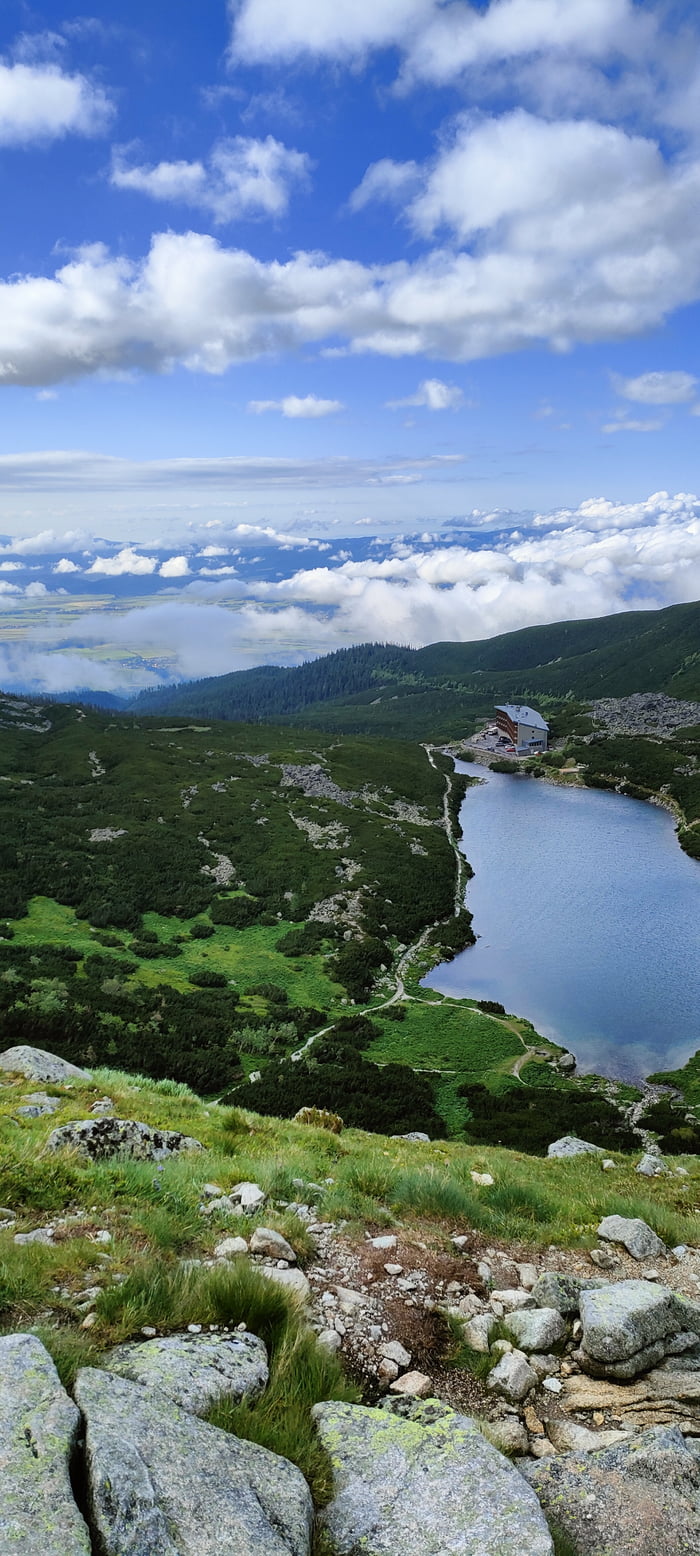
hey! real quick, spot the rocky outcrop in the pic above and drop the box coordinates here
[530,1273,605,1314]
[0,1045,90,1083]
[46,1117,203,1160]
[74,1366,313,1555]
[104,1331,269,1415]
[523,1425,700,1555]
[0,1334,91,1555]
[578,1282,700,1380]
[314,1397,554,1555]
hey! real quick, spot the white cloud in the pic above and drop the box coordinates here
[53,557,80,573]
[2,170,700,384]
[159,555,191,577]
[387,377,464,410]
[348,157,420,212]
[0,526,89,553]
[86,546,157,576]
[602,416,664,433]
[230,0,647,84]
[110,136,311,223]
[614,370,698,404]
[0,60,112,145]
[247,394,344,418]
[0,451,459,492]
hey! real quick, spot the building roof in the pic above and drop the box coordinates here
[495,703,549,731]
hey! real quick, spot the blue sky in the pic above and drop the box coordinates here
[0,0,699,694]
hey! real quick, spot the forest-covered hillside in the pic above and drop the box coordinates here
[130,599,700,738]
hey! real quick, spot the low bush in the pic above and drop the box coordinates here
[458,1080,638,1156]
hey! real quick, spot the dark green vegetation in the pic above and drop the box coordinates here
[458,1080,640,1155]
[131,599,700,739]
[570,730,700,859]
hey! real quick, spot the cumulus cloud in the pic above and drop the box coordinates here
[387,378,464,410]
[86,546,157,576]
[614,370,698,404]
[1,178,700,384]
[158,555,191,577]
[110,136,311,223]
[230,0,643,83]
[53,557,81,573]
[348,157,421,212]
[0,59,112,145]
[247,394,344,418]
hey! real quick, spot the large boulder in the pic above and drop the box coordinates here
[597,1215,666,1261]
[313,1398,553,1555]
[547,1137,604,1158]
[0,1045,90,1084]
[46,1118,203,1161]
[579,1282,695,1376]
[74,1366,312,1556]
[0,1333,91,1555]
[523,1425,700,1555]
[104,1331,269,1416]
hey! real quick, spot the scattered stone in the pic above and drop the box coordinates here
[318,1330,342,1354]
[517,1263,538,1291]
[589,1247,620,1270]
[672,1246,688,1262]
[384,1263,402,1276]
[0,1206,16,1224]
[636,1153,669,1177]
[14,1227,54,1245]
[487,1417,529,1456]
[470,1172,494,1187]
[506,1308,567,1353]
[389,1371,433,1398]
[75,1366,312,1555]
[259,1266,310,1302]
[314,1399,553,1554]
[15,1092,62,1118]
[377,1358,399,1384]
[541,1376,563,1395]
[491,1288,536,1313]
[394,1131,430,1143]
[104,1331,269,1415]
[524,1405,545,1435]
[0,1045,91,1083]
[523,1425,700,1556]
[370,1235,396,1250]
[0,1333,91,1554]
[202,1183,226,1198]
[379,1340,411,1369]
[45,1118,203,1161]
[230,1182,266,1213]
[547,1137,604,1158]
[464,1314,495,1353]
[602,1159,616,1170]
[546,1419,627,1453]
[249,1227,297,1262]
[487,1349,538,1403]
[597,1215,667,1262]
[214,1237,249,1259]
[451,1235,469,1250]
[335,1287,365,1314]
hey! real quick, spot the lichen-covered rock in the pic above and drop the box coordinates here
[636,1153,669,1177]
[104,1331,269,1416]
[74,1366,312,1556]
[523,1425,700,1555]
[506,1308,567,1353]
[530,1272,605,1315]
[547,1137,604,1158]
[45,1117,203,1161]
[580,1282,685,1367]
[0,1045,90,1083]
[313,1398,553,1555]
[0,1333,90,1555]
[597,1215,667,1261]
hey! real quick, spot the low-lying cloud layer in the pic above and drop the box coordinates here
[0,488,698,695]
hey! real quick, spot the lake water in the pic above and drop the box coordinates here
[424,762,700,1082]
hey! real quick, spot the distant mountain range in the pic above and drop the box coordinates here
[128,599,700,739]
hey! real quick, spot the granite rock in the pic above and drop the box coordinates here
[547,1137,604,1158]
[0,1045,90,1083]
[506,1308,567,1353]
[0,1333,90,1556]
[314,1398,553,1555]
[104,1330,269,1415]
[580,1281,686,1368]
[530,1272,605,1315]
[46,1117,203,1161]
[597,1215,666,1261]
[74,1365,312,1555]
[487,1349,538,1402]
